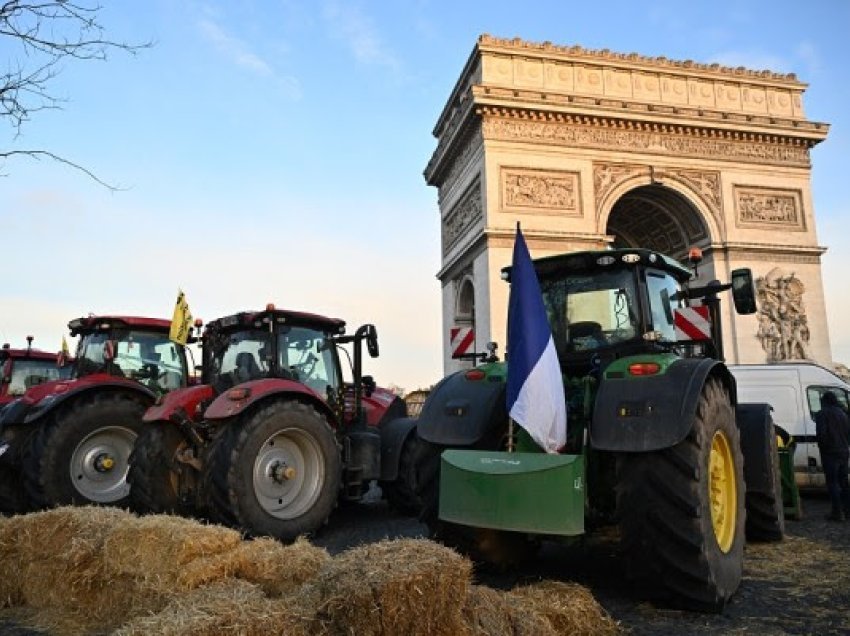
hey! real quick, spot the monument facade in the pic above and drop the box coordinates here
[424,35,831,374]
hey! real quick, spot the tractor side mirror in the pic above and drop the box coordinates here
[365,325,379,358]
[730,269,757,315]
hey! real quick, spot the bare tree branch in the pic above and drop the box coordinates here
[0,149,127,190]
[1,1,151,184]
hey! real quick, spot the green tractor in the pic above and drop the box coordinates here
[413,247,784,612]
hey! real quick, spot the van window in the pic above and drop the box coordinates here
[807,387,850,417]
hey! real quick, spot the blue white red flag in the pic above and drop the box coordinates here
[505,225,567,453]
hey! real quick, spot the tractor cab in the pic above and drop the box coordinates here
[0,341,70,405]
[69,316,189,393]
[201,306,346,403]
[512,248,755,375]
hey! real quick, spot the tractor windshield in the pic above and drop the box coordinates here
[6,359,69,396]
[540,268,640,356]
[75,329,186,392]
[208,325,341,397]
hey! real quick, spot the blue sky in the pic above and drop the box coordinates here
[1,0,848,390]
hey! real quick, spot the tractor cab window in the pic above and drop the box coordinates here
[6,360,67,396]
[540,269,639,356]
[646,269,682,342]
[113,331,186,392]
[211,330,273,390]
[279,326,340,398]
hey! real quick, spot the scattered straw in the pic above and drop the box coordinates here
[311,538,472,636]
[114,579,313,636]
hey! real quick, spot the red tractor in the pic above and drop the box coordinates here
[0,316,191,513]
[0,338,71,512]
[128,305,418,541]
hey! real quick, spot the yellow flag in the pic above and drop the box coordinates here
[58,335,70,367]
[169,289,193,345]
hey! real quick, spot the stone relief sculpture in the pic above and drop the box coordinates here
[755,267,811,361]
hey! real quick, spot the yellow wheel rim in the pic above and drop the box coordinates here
[709,430,737,553]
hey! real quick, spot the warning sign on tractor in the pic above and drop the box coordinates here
[673,306,711,341]
[450,326,475,359]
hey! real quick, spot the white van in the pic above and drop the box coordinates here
[728,362,850,488]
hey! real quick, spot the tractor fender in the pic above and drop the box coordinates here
[5,376,156,427]
[415,365,508,447]
[378,416,417,482]
[203,378,336,424]
[590,358,735,452]
[361,387,407,427]
[143,384,215,423]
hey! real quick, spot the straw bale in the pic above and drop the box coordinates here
[312,538,472,636]
[21,570,175,636]
[460,585,516,636]
[114,579,314,636]
[227,536,330,596]
[11,506,133,562]
[508,580,620,636]
[0,516,23,607]
[103,514,242,579]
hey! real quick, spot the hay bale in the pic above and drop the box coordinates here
[312,538,472,636]
[0,507,133,610]
[103,514,242,583]
[114,579,314,636]
[508,580,620,636]
[227,536,330,596]
[460,585,517,636]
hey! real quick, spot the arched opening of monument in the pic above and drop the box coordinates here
[606,185,710,263]
[455,277,475,328]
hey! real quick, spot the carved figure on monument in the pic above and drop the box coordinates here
[755,267,811,362]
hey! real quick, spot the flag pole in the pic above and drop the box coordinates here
[507,418,515,453]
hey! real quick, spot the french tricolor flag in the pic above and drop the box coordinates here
[506,225,567,454]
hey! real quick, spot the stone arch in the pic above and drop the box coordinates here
[597,175,722,255]
[604,183,711,261]
[454,276,475,326]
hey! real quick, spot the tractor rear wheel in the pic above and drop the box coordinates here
[413,435,536,568]
[617,378,745,611]
[22,393,146,508]
[380,433,422,515]
[203,400,340,541]
[739,412,785,541]
[0,426,34,514]
[128,423,198,516]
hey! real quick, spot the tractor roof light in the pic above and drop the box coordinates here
[266,303,276,311]
[465,369,486,382]
[628,362,661,376]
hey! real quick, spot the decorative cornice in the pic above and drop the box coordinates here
[481,112,812,168]
[478,34,801,84]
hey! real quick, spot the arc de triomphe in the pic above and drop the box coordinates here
[425,35,831,375]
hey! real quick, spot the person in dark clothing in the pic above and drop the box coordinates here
[815,391,850,521]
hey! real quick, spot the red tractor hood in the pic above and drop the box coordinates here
[143,384,216,423]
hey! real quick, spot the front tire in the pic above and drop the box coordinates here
[22,393,146,508]
[380,433,422,515]
[617,378,745,611]
[128,423,198,516]
[203,400,340,541]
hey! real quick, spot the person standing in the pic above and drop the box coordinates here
[815,391,850,521]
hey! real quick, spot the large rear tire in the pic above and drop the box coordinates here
[21,393,146,508]
[202,400,340,541]
[128,423,198,516]
[413,435,536,568]
[380,433,422,515]
[738,407,785,541]
[0,426,34,514]
[617,378,745,612]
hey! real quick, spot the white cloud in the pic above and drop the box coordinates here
[197,18,302,99]
[321,2,400,70]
